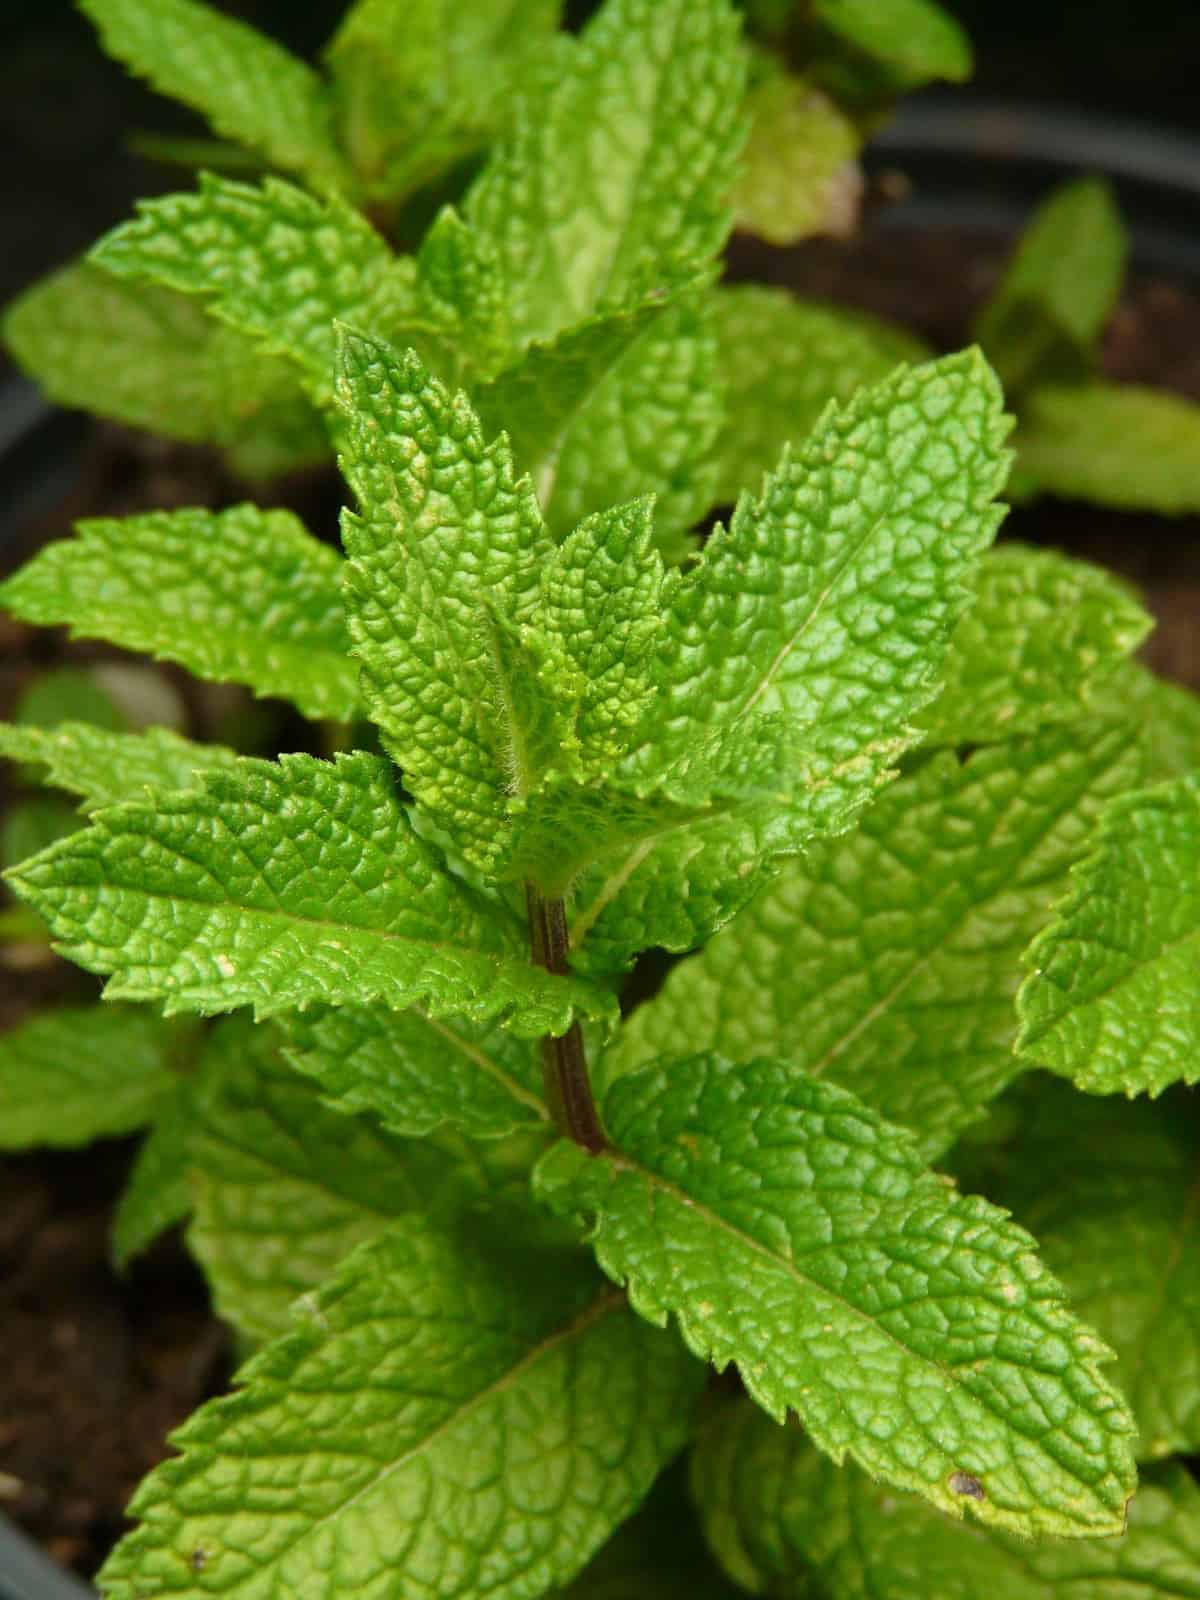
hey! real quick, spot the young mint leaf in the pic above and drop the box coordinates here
[0,1004,186,1148]
[920,544,1151,745]
[2,264,327,477]
[90,175,424,406]
[7,752,614,1036]
[324,0,561,207]
[815,0,973,86]
[535,1054,1136,1535]
[112,1076,197,1269]
[185,1016,552,1340]
[0,505,360,721]
[462,0,745,350]
[711,286,930,506]
[733,70,860,246]
[281,1003,546,1140]
[1014,382,1200,512]
[1017,772,1200,1096]
[604,722,1145,1157]
[975,179,1127,393]
[0,723,241,814]
[957,1079,1200,1461]
[98,1219,703,1600]
[694,1410,1195,1600]
[78,0,347,192]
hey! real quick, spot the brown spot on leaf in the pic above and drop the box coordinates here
[949,1471,986,1501]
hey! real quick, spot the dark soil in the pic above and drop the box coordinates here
[2,208,1200,1584]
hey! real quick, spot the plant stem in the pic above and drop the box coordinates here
[525,884,606,1154]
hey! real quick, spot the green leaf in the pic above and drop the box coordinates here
[462,0,746,349]
[281,1002,546,1140]
[975,179,1127,392]
[694,1412,1197,1599]
[956,1078,1200,1462]
[0,722,241,814]
[13,665,128,732]
[324,0,562,206]
[733,71,860,246]
[1098,662,1200,781]
[0,1004,185,1149]
[536,1054,1136,1535]
[604,722,1145,1157]
[815,0,972,85]
[185,1016,552,1340]
[112,1077,197,1269]
[920,544,1151,745]
[710,286,929,506]
[1,798,81,870]
[98,1218,703,1600]
[1014,382,1200,512]
[570,349,1011,972]
[0,505,360,721]
[78,0,346,190]
[8,751,614,1036]
[3,263,326,476]
[90,175,423,406]
[1017,771,1200,1096]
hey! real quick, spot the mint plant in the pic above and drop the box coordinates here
[2,0,1200,1596]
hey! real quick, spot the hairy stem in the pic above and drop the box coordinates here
[525,884,606,1154]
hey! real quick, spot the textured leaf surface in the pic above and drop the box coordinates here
[536,1055,1136,1534]
[91,175,421,405]
[815,0,972,83]
[958,1079,1200,1461]
[1014,382,1200,512]
[1098,663,1200,781]
[921,544,1150,745]
[8,752,612,1036]
[694,1411,1198,1599]
[0,1004,183,1149]
[99,1218,703,1600]
[185,1017,551,1340]
[0,506,359,720]
[710,286,928,506]
[605,723,1144,1156]
[281,1002,546,1139]
[2,264,326,475]
[0,722,241,814]
[733,72,860,246]
[975,179,1126,392]
[113,1078,197,1269]
[79,0,346,189]
[462,0,745,350]
[1017,771,1200,1095]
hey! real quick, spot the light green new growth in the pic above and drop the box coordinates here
[98,1218,703,1600]
[1017,771,1200,1096]
[536,1055,1136,1535]
[0,722,241,814]
[815,0,973,85]
[732,71,860,246]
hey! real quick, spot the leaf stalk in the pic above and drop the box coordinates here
[525,884,606,1153]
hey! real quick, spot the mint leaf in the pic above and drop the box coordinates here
[281,1003,546,1139]
[0,722,241,814]
[695,1412,1195,1599]
[113,1077,196,1269]
[324,0,561,206]
[711,285,929,505]
[975,179,1127,392]
[535,1055,1135,1535]
[0,1004,185,1148]
[921,544,1151,745]
[815,0,972,85]
[8,751,614,1036]
[99,1220,703,1600]
[1014,382,1200,512]
[0,505,360,721]
[90,175,422,405]
[1099,662,1200,781]
[1,799,80,871]
[733,71,860,246]
[959,1079,1200,1462]
[1017,772,1200,1096]
[185,1016,552,1340]
[79,0,346,191]
[605,723,1145,1156]
[462,0,745,349]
